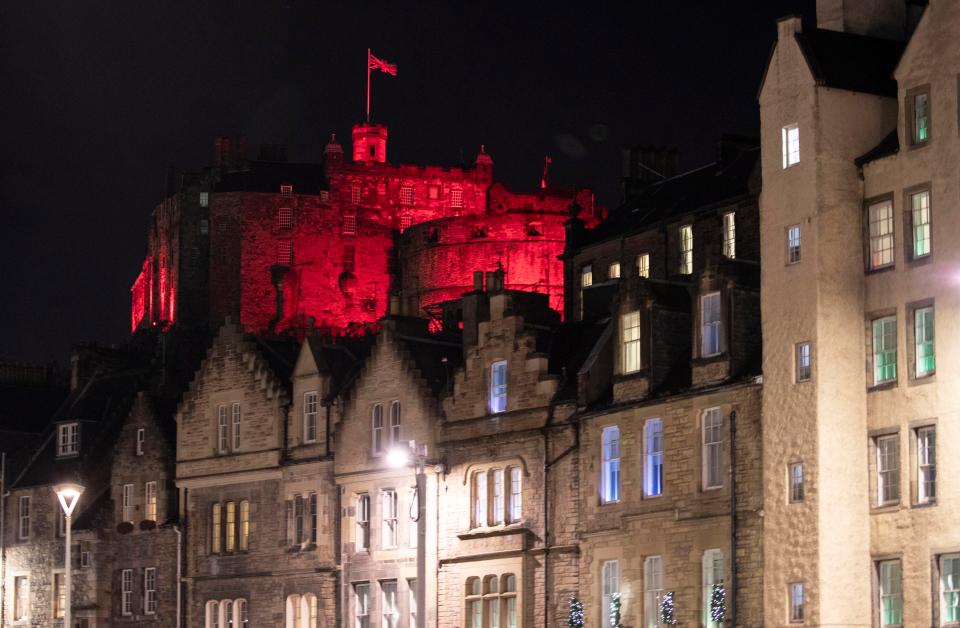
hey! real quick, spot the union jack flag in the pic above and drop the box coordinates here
[368,51,397,76]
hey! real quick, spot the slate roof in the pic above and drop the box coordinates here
[795,28,905,97]
[855,129,900,167]
[216,160,328,195]
[304,334,374,402]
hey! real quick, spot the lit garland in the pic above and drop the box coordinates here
[710,584,726,624]
[610,593,622,628]
[660,591,678,625]
[567,597,584,628]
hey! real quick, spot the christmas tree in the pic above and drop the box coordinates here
[610,593,622,628]
[567,597,584,628]
[710,584,727,624]
[660,591,678,625]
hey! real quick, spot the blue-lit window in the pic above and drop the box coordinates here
[644,419,663,497]
[489,361,507,414]
[601,426,620,504]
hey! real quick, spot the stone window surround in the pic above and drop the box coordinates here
[905,84,931,148]
[464,459,527,531]
[865,307,899,391]
[209,498,251,555]
[868,427,902,511]
[933,550,960,627]
[902,182,933,264]
[211,394,243,456]
[871,555,904,628]
[460,557,523,628]
[863,192,897,274]
[907,419,938,508]
[905,298,936,384]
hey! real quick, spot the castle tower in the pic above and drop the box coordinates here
[352,122,388,163]
[323,132,344,171]
[474,144,493,181]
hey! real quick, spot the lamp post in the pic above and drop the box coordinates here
[54,483,84,628]
[387,442,427,628]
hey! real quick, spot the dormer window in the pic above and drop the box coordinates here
[57,422,79,457]
[909,88,930,145]
[701,292,722,357]
[621,311,642,374]
[489,361,507,414]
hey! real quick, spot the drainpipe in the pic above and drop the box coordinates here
[174,524,183,628]
[729,410,738,627]
[1,452,6,628]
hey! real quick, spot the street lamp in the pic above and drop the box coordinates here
[388,441,427,628]
[54,483,85,628]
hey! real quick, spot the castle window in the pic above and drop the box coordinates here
[355,584,371,628]
[795,342,811,382]
[700,292,722,357]
[381,489,398,548]
[643,418,663,497]
[601,560,620,628]
[876,434,900,506]
[304,391,318,443]
[910,189,931,258]
[343,209,357,235]
[910,88,930,145]
[369,144,377,159]
[17,496,29,540]
[608,261,620,279]
[136,428,145,456]
[872,316,897,385]
[450,188,464,209]
[281,184,293,197]
[509,467,522,522]
[679,224,693,274]
[277,241,294,266]
[232,402,241,451]
[352,185,362,204]
[57,422,79,457]
[372,403,384,454]
[145,481,157,521]
[357,494,370,550]
[399,214,412,232]
[702,549,724,628]
[471,224,488,238]
[122,483,135,522]
[782,124,800,167]
[637,253,650,278]
[144,567,157,614]
[878,560,903,627]
[400,186,414,206]
[121,569,133,615]
[492,469,505,524]
[466,578,482,628]
[428,185,440,200]
[644,556,664,628]
[621,310,641,374]
[789,462,804,502]
[787,225,801,264]
[702,407,723,489]
[489,361,507,414]
[278,207,293,231]
[940,554,960,623]
[601,426,620,504]
[723,211,736,259]
[868,199,894,270]
[916,426,936,504]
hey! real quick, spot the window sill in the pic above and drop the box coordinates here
[871,503,901,514]
[909,372,936,387]
[457,524,529,540]
[865,264,895,276]
[912,500,937,509]
[867,381,897,393]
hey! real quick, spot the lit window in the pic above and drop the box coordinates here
[789,463,804,502]
[492,469,505,525]
[601,560,620,628]
[122,483,135,522]
[231,402,241,451]
[372,404,384,454]
[381,490,398,548]
[281,184,293,197]
[796,342,811,382]
[702,408,723,489]
[782,124,800,167]
[489,361,507,414]
[915,306,935,377]
[637,253,650,278]
[702,549,725,628]
[382,581,398,628]
[352,186,362,204]
[225,501,236,552]
[136,428,145,456]
[217,405,229,454]
[941,554,960,624]
[722,211,736,259]
[644,556,663,628]
[277,241,294,266]
[278,207,293,231]
[304,392,318,443]
[679,224,693,274]
[912,91,930,144]
[211,503,222,553]
[400,186,414,206]
[701,292,722,357]
[57,422,79,457]
[121,569,134,615]
[355,583,371,628]
[868,200,895,270]
[200,191,209,207]
[18,496,29,540]
[356,494,370,550]
[581,264,593,288]
[789,582,804,622]
[450,188,464,209]
[787,225,801,264]
[239,499,250,551]
[621,311,642,374]
[872,316,897,385]
[876,434,900,506]
[54,573,65,619]
[643,419,663,497]
[509,466,522,523]
[320,190,330,201]
[144,567,157,614]
[145,481,157,521]
[917,426,936,504]
[389,400,401,446]
[601,426,620,504]
[13,576,28,621]
[879,560,902,627]
[911,190,931,258]
[608,261,620,279]
[473,471,487,527]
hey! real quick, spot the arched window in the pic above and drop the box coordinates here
[389,401,401,446]
[302,593,318,628]
[235,599,248,626]
[464,574,517,628]
[222,599,234,628]
[503,575,517,628]
[473,472,487,528]
[206,601,220,628]
[286,595,301,628]
[484,576,500,628]
[372,404,384,454]
[466,578,482,628]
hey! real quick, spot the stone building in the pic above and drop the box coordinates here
[759,0,959,626]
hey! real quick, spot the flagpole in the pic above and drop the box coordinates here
[366,47,371,122]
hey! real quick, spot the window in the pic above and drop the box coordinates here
[408,580,418,628]
[723,211,736,259]
[601,426,620,504]
[400,186,414,206]
[917,426,936,504]
[581,265,593,288]
[231,403,241,450]
[320,190,330,201]
[382,581,398,628]
[357,494,370,550]
[355,583,371,628]
[144,567,157,614]
[643,419,663,497]
[18,495,29,540]
[912,90,930,144]
[484,576,500,628]
[343,210,357,235]
[873,316,898,385]
[504,574,518,628]
[490,361,507,414]
[492,469,505,525]
[372,404,384,454]
[701,292,722,357]
[868,200,895,270]
[878,560,902,626]
[123,483,135,522]
[472,224,488,238]
[381,490,398,548]
[877,434,900,506]
[509,466,522,523]
[287,594,303,628]
[389,401,401,446]
[342,245,356,272]
[211,503,222,553]
[121,568,134,615]
[787,225,801,264]
[200,191,209,207]
[352,186,362,204]
[145,481,157,521]
[637,253,650,278]
[304,392,318,443]
[789,463,804,502]
[399,214,412,232]
[218,405,229,454]
[207,601,220,628]
[225,501,236,552]
[54,573,65,618]
[277,241,294,266]
[782,124,800,167]
[136,428,145,456]
[451,188,464,209]
[601,560,620,628]
[278,207,293,231]
[644,556,663,628]
[796,342,811,382]
[428,185,440,200]
[58,422,79,456]
[910,190,931,258]
[294,495,304,545]
[915,306,935,377]
[281,184,293,196]
[679,224,693,274]
[941,554,960,624]
[292,493,315,546]
[369,144,376,158]
[621,311,642,374]
[200,219,209,235]
[702,549,724,628]
[79,541,92,567]
[473,471,487,527]
[703,408,723,489]
[466,578,482,628]
[287,593,318,628]
[608,261,621,279]
[789,582,804,622]
[14,576,28,621]
[239,499,250,550]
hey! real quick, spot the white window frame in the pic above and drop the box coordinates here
[357,494,370,550]
[621,311,642,374]
[121,568,134,616]
[914,306,935,377]
[941,554,960,625]
[789,582,804,623]
[643,418,663,498]
[145,481,157,521]
[796,342,811,382]
[873,316,898,385]
[878,559,902,627]
[304,391,318,443]
[601,426,620,504]
[702,408,723,490]
[782,124,800,168]
[381,490,398,549]
[910,189,931,258]
[381,580,398,628]
[136,428,145,456]
[876,434,900,506]
[917,426,936,504]
[601,560,620,628]
[217,405,229,454]
[679,224,693,274]
[722,211,736,259]
[18,495,29,540]
[644,556,663,628]
[492,468,505,525]
[787,225,801,264]
[489,360,507,414]
[123,483,135,522]
[789,462,804,503]
[355,583,371,628]
[702,549,725,628]
[701,292,722,357]
[509,466,522,523]
[144,567,157,614]
[637,252,650,278]
[473,471,487,528]
[57,422,79,457]
[868,200,895,270]
[231,402,241,451]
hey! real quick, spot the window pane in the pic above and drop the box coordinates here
[911,191,931,257]
[869,201,895,269]
[621,311,642,374]
[509,467,522,522]
[787,225,801,263]
[679,225,693,274]
[879,561,902,626]
[701,293,721,356]
[601,427,620,503]
[796,342,811,382]
[637,253,650,278]
[490,361,507,414]
[918,427,936,503]
[703,409,723,489]
[644,419,663,497]
[943,555,960,622]
[877,435,900,505]
[914,93,929,142]
[873,317,897,384]
[723,212,736,259]
[915,307,935,376]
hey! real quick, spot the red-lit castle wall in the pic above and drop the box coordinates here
[131,197,180,331]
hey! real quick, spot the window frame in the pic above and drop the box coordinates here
[782,123,800,168]
[600,426,620,504]
[57,422,80,457]
[211,503,222,554]
[217,405,229,454]
[867,198,896,271]
[372,403,384,455]
[789,462,804,503]
[679,224,693,275]
[876,434,901,507]
[489,360,508,414]
[908,187,932,260]
[907,85,931,147]
[136,428,145,456]
[144,567,158,615]
[789,582,805,623]
[795,341,812,383]
[14,575,29,621]
[122,483,135,523]
[145,481,158,522]
[621,310,642,374]
[381,489,398,549]
[636,252,650,278]
[702,549,725,628]
[121,568,134,616]
[508,466,522,523]
[381,580,399,628]
[231,402,241,451]
[643,418,663,498]
[872,315,898,386]
[356,494,371,550]
[700,292,722,358]
[601,560,620,628]
[916,426,936,505]
[473,471,488,528]
[940,553,960,625]
[913,305,935,378]
[786,225,801,265]
[608,261,621,280]
[304,391,318,443]
[644,556,664,628]
[877,559,903,627]
[355,583,371,628]
[389,400,401,446]
[18,495,29,540]
[722,211,736,259]
[702,407,723,490]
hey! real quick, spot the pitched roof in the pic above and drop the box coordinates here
[304,334,374,401]
[855,129,900,167]
[795,28,905,97]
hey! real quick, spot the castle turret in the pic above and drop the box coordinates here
[351,122,388,163]
[474,144,493,181]
[324,132,344,171]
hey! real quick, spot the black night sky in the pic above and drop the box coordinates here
[0,1,815,364]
